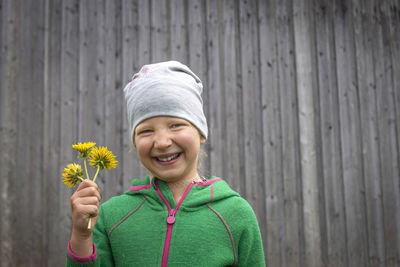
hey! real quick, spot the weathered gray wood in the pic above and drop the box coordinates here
[276,0,303,266]
[220,0,242,204]
[0,0,20,265]
[151,0,169,61]
[1,0,400,265]
[376,2,400,266]
[390,2,400,204]
[314,1,348,266]
[205,0,224,178]
[102,0,123,200]
[135,0,153,179]
[238,0,265,220]
[293,0,322,266]
[170,0,188,62]
[334,0,368,266]
[258,0,283,265]
[187,0,210,176]
[16,1,46,265]
[353,1,386,266]
[121,0,141,191]
[79,1,103,143]
[59,0,80,257]
[42,0,64,265]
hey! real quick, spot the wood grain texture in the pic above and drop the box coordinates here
[258,0,283,265]
[353,1,386,266]
[0,0,399,266]
[315,0,348,266]
[334,0,368,265]
[293,0,322,265]
[276,0,303,265]
[0,0,20,265]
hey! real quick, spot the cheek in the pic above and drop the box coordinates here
[177,133,201,151]
[135,141,151,160]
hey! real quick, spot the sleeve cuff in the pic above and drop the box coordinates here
[68,240,97,263]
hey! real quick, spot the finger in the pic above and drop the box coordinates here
[75,205,99,217]
[73,196,100,206]
[76,179,100,193]
[75,186,101,201]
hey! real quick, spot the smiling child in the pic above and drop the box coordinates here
[66,61,266,266]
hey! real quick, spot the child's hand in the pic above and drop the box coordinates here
[70,179,101,237]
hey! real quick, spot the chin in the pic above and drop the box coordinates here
[151,172,180,181]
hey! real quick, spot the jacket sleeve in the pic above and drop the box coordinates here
[236,201,266,267]
[66,206,114,267]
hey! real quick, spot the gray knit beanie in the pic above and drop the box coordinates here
[123,61,208,144]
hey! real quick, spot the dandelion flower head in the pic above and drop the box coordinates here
[72,142,96,158]
[89,146,118,170]
[62,163,84,188]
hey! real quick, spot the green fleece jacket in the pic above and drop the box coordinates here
[66,176,265,266]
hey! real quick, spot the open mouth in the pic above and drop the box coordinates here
[154,153,181,163]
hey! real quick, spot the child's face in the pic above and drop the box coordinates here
[134,116,206,183]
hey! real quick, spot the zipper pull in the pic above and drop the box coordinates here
[167,209,175,224]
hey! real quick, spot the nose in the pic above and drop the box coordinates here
[153,130,172,149]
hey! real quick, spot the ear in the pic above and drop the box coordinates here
[200,135,206,144]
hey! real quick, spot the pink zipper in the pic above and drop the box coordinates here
[155,181,195,267]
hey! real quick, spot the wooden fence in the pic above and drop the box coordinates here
[0,0,399,266]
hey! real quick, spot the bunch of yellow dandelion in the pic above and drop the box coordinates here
[61,141,118,229]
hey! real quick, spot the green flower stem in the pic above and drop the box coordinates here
[93,167,101,183]
[88,217,92,230]
[84,158,90,180]
[88,167,101,229]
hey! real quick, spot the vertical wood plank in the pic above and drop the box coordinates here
[16,0,46,265]
[170,0,188,62]
[276,0,303,265]
[238,0,265,217]
[0,0,20,264]
[92,0,107,192]
[333,0,368,265]
[258,0,283,264]
[376,2,400,266]
[389,1,400,186]
[205,0,224,178]
[120,0,137,188]
[352,0,386,265]
[135,0,153,178]
[187,0,210,176]
[121,0,142,189]
[293,0,322,266]
[238,1,267,264]
[314,1,348,266]
[78,1,104,144]
[220,0,242,198]
[43,0,64,265]
[102,0,123,200]
[151,0,169,61]
[60,0,80,252]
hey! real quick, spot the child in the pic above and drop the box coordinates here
[66,61,266,266]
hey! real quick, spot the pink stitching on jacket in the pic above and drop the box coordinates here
[210,184,214,202]
[194,177,222,186]
[129,184,152,191]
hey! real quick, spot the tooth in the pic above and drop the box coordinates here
[158,154,178,162]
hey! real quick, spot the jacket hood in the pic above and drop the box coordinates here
[125,176,239,211]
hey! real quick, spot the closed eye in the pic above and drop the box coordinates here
[137,129,153,135]
[171,123,186,129]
